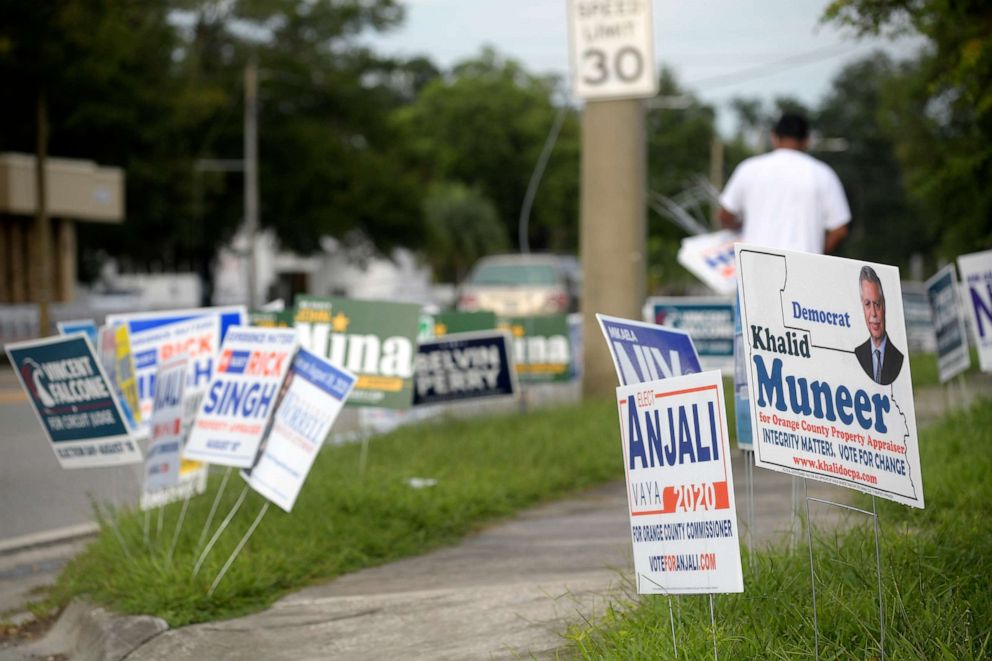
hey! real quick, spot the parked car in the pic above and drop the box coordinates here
[456,254,581,316]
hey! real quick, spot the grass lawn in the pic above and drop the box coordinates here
[46,397,624,627]
[909,349,981,387]
[563,398,992,659]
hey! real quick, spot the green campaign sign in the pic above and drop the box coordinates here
[294,295,420,408]
[499,314,573,382]
[250,310,294,328]
[433,311,497,337]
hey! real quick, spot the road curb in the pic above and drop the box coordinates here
[0,524,99,556]
[21,599,167,661]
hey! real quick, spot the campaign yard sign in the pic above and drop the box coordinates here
[736,245,924,508]
[677,230,739,296]
[925,264,971,382]
[113,324,141,431]
[249,310,294,328]
[413,331,517,406]
[107,305,246,346]
[129,315,221,426]
[499,315,573,382]
[431,311,497,337]
[183,327,297,468]
[142,352,213,509]
[596,314,702,386]
[6,335,141,469]
[616,371,743,595]
[957,249,992,372]
[108,306,242,432]
[294,295,420,408]
[733,300,754,451]
[57,319,99,347]
[644,297,734,373]
[141,359,186,505]
[243,349,356,512]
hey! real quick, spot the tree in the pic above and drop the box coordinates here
[393,47,580,255]
[728,96,767,149]
[824,0,992,259]
[644,68,719,292]
[1,1,429,301]
[0,1,181,317]
[422,182,508,283]
[812,53,930,268]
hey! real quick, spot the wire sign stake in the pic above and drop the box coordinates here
[804,479,886,661]
[208,501,269,596]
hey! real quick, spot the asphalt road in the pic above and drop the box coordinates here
[0,366,142,546]
[0,364,579,553]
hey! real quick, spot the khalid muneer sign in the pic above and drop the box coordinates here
[736,245,924,508]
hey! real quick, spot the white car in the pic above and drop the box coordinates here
[456,254,581,316]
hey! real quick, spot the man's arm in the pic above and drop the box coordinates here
[824,224,849,254]
[719,207,741,230]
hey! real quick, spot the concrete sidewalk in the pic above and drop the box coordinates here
[42,453,849,661]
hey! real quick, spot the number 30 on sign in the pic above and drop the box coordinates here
[567,0,658,101]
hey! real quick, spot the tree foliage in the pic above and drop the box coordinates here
[0,0,183,267]
[644,68,719,292]
[422,182,508,283]
[393,48,580,256]
[824,0,992,258]
[0,0,430,297]
[814,53,932,266]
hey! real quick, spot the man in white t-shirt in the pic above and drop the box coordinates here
[719,113,851,255]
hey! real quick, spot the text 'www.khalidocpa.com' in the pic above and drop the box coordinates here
[791,456,878,485]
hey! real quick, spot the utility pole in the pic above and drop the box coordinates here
[567,1,655,399]
[34,92,51,337]
[579,100,647,398]
[244,58,259,310]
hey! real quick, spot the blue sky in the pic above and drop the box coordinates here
[367,0,924,136]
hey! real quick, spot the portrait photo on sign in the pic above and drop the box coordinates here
[853,266,904,386]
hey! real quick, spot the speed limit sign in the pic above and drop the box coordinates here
[567,0,658,101]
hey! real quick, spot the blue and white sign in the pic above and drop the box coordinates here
[107,305,245,345]
[142,358,187,499]
[957,249,992,373]
[129,315,221,427]
[925,264,971,382]
[184,327,297,468]
[644,297,734,373]
[677,230,739,296]
[596,314,702,386]
[5,335,141,469]
[413,331,517,406]
[243,348,355,512]
[733,297,753,451]
[57,319,99,347]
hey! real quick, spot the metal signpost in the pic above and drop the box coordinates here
[568,0,656,400]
